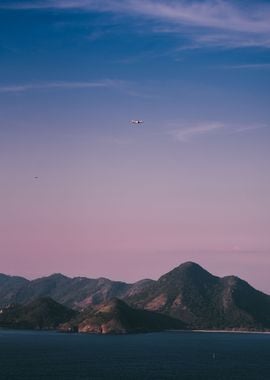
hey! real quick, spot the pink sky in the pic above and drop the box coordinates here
[1,0,269,294]
[1,131,269,293]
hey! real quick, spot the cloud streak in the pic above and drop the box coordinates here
[232,124,268,134]
[222,63,270,69]
[0,79,124,93]
[0,79,157,100]
[168,121,268,142]
[169,122,224,142]
[2,1,270,49]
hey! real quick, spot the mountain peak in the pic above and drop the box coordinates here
[158,261,214,283]
[45,273,69,281]
[1,264,270,331]
[177,261,204,271]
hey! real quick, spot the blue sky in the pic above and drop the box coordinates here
[0,1,269,291]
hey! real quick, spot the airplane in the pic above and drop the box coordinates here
[130,119,144,125]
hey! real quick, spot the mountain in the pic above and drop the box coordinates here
[59,298,186,334]
[0,272,153,310]
[0,274,29,305]
[1,262,270,331]
[0,297,77,330]
[125,262,270,330]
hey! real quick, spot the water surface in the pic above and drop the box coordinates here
[0,330,269,379]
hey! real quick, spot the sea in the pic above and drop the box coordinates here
[0,330,269,380]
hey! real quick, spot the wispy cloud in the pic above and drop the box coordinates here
[222,63,270,69]
[169,122,224,142]
[126,1,270,35]
[2,1,270,49]
[0,79,156,100]
[232,124,268,134]
[168,121,268,142]
[2,0,270,34]
[0,79,124,93]
[192,32,270,49]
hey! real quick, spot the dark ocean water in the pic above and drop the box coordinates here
[0,330,269,380]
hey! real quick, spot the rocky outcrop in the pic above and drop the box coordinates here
[59,298,186,334]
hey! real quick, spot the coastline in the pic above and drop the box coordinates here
[1,327,270,335]
[191,329,270,335]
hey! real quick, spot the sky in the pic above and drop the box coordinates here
[0,0,269,292]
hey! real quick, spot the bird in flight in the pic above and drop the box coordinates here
[130,120,144,125]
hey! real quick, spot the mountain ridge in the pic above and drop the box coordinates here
[1,262,270,331]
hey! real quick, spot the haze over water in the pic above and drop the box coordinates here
[0,1,269,293]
